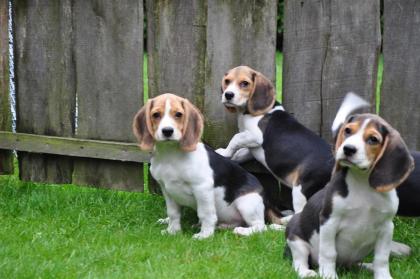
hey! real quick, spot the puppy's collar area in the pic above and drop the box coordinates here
[242,100,283,115]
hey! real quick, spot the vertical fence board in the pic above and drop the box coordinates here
[146,0,207,193]
[381,0,420,150]
[13,0,75,183]
[72,1,144,191]
[147,0,207,105]
[283,0,380,139]
[204,0,277,148]
[0,0,13,174]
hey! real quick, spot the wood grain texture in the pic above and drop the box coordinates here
[381,0,420,149]
[13,0,75,182]
[0,132,150,163]
[72,1,144,190]
[283,0,380,139]
[146,0,207,102]
[0,0,13,174]
[204,0,277,148]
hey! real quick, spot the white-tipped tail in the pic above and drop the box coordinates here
[331,92,370,135]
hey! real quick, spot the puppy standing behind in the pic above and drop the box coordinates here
[286,98,414,278]
[216,66,371,218]
[133,93,282,239]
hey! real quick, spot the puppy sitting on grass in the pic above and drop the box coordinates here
[133,93,283,239]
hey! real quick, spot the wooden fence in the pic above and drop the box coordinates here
[0,0,419,191]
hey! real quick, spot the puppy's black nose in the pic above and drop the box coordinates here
[224,91,234,100]
[343,145,357,156]
[162,127,174,138]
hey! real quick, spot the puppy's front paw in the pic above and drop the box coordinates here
[319,267,338,279]
[298,269,317,278]
[157,217,169,225]
[161,226,181,235]
[215,148,231,158]
[192,231,213,240]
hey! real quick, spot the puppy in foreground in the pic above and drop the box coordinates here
[286,94,414,278]
[133,93,282,239]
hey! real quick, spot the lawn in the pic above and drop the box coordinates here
[0,173,419,279]
[0,53,417,278]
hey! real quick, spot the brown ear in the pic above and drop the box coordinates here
[332,125,346,173]
[247,72,276,116]
[132,100,155,151]
[369,129,414,192]
[180,99,204,152]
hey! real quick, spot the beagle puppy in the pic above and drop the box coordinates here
[216,66,355,218]
[285,108,414,277]
[132,93,282,239]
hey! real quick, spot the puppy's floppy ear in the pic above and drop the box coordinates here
[369,127,414,192]
[247,71,275,116]
[180,99,204,152]
[132,100,154,151]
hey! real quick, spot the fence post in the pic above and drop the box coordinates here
[71,1,144,190]
[204,0,278,148]
[381,0,420,150]
[13,0,75,183]
[146,0,207,193]
[283,0,380,139]
[0,0,13,174]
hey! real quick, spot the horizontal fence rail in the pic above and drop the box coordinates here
[0,132,149,163]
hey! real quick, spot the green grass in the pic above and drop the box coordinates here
[0,173,419,279]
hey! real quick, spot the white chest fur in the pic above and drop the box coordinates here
[313,171,399,265]
[238,114,268,167]
[150,143,214,209]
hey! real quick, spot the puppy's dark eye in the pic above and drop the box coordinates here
[225,79,231,85]
[152,112,161,119]
[344,127,352,135]
[175,112,183,118]
[239,81,249,88]
[367,136,380,145]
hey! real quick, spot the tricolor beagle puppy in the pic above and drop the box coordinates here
[132,93,282,239]
[285,106,414,278]
[216,66,345,217]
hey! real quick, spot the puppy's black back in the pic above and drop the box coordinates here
[205,145,263,203]
[397,151,420,216]
[261,110,334,196]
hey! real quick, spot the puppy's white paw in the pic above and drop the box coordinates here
[192,231,213,240]
[233,227,253,236]
[360,262,374,272]
[215,148,231,158]
[297,269,317,278]
[319,266,338,279]
[161,226,181,235]
[390,241,411,257]
[157,217,169,225]
[268,224,285,231]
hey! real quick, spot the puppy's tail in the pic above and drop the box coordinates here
[331,92,370,137]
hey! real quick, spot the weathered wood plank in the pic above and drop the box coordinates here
[204,0,278,148]
[381,0,420,150]
[146,0,207,104]
[0,0,13,174]
[283,0,379,139]
[13,0,75,183]
[0,132,149,163]
[72,1,144,190]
